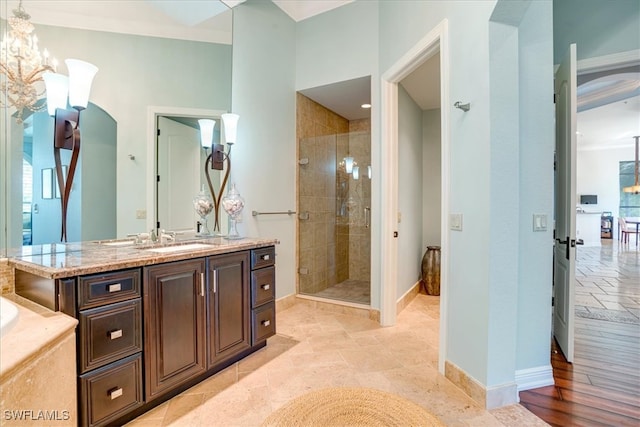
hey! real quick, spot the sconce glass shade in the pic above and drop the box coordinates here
[352,166,359,180]
[221,113,239,145]
[367,165,372,179]
[65,59,98,109]
[344,156,354,173]
[43,73,69,116]
[198,119,216,148]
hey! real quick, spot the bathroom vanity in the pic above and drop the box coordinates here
[9,238,277,427]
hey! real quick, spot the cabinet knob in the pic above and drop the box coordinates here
[261,254,270,261]
[261,284,270,291]
[109,329,123,340]
[109,387,123,400]
[261,319,271,327]
[108,283,122,293]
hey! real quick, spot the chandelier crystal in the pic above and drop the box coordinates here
[0,0,56,124]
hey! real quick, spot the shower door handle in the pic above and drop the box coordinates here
[364,207,370,229]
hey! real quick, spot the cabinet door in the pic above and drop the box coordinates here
[144,259,206,401]
[208,252,251,367]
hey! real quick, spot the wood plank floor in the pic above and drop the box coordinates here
[520,242,640,426]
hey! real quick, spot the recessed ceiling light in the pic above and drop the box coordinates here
[361,103,371,109]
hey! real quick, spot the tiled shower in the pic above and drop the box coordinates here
[296,93,371,305]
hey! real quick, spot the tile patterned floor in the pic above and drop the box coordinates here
[127,295,546,426]
[575,239,640,325]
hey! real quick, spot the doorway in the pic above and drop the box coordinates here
[381,20,450,372]
[295,84,372,306]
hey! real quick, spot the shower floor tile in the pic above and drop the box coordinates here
[312,279,370,304]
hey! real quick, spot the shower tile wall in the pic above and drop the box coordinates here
[297,94,349,294]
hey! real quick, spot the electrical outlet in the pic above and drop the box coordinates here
[136,209,146,219]
[450,213,463,231]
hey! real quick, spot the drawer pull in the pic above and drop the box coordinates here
[261,319,271,327]
[109,387,123,400]
[108,283,122,293]
[261,284,270,291]
[200,273,205,297]
[261,254,270,261]
[110,329,123,340]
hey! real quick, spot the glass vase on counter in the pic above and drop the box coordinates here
[193,187,214,236]
[221,183,245,240]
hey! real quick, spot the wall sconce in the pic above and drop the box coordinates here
[352,165,360,180]
[43,58,98,242]
[202,113,240,234]
[367,165,372,179]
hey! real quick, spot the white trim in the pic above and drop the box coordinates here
[515,364,554,393]
[146,106,227,233]
[577,49,640,74]
[380,19,450,375]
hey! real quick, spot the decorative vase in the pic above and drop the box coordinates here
[421,246,441,296]
[221,183,245,240]
[193,188,214,236]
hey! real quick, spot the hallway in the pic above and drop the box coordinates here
[520,240,640,426]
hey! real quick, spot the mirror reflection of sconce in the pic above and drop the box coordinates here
[352,166,360,180]
[201,113,240,234]
[43,59,98,242]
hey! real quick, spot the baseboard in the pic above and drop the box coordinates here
[396,281,420,314]
[515,365,554,393]
[275,294,297,313]
[445,360,518,409]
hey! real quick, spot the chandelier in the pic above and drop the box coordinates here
[0,0,56,124]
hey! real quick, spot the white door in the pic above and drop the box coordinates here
[157,117,200,232]
[553,44,578,362]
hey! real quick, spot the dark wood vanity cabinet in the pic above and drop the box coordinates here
[143,258,207,402]
[77,268,144,427]
[207,251,251,366]
[14,244,276,427]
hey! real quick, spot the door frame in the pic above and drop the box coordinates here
[146,106,226,233]
[380,19,451,373]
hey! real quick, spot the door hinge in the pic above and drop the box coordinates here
[552,297,555,307]
[553,93,557,104]
[157,175,160,182]
[157,128,161,136]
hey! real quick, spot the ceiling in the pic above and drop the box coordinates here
[7,1,637,142]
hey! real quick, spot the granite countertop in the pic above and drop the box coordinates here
[7,236,279,279]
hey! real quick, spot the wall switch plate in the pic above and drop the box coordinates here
[136,209,146,219]
[533,213,547,232]
[450,213,463,231]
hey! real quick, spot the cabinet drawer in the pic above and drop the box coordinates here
[78,269,141,310]
[251,266,275,308]
[79,299,142,373]
[251,246,275,270]
[79,353,143,427]
[251,302,275,344]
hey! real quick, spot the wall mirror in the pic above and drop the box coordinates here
[0,0,233,253]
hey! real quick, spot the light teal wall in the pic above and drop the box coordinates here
[231,0,297,300]
[380,0,496,385]
[515,1,555,375]
[24,24,232,238]
[235,0,554,398]
[422,109,441,250]
[554,0,640,62]
[397,85,424,298]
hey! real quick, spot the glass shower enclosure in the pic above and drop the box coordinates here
[297,130,371,305]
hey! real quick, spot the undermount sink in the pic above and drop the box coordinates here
[145,243,214,253]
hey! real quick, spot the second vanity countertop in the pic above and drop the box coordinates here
[8,236,279,279]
